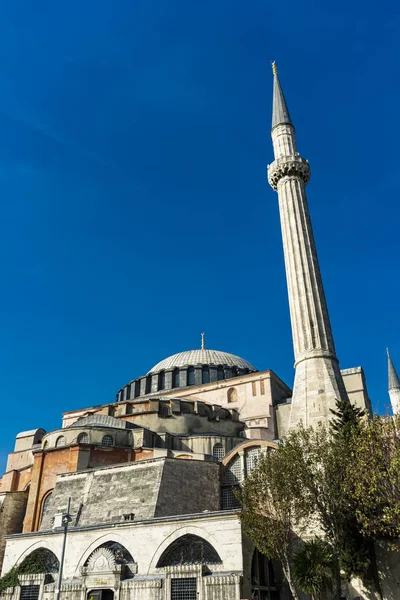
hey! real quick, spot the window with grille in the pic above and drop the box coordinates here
[134,380,141,397]
[202,366,210,384]
[102,435,113,446]
[159,404,170,417]
[187,367,195,386]
[246,447,261,474]
[173,369,180,388]
[221,486,241,510]
[55,436,65,448]
[156,534,222,567]
[212,443,225,461]
[224,455,243,485]
[20,585,40,600]
[77,432,89,444]
[145,376,151,394]
[171,577,197,600]
[159,371,166,390]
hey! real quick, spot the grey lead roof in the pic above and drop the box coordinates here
[272,72,292,130]
[68,414,136,429]
[148,349,257,374]
[388,350,400,390]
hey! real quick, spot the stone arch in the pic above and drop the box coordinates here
[222,439,278,467]
[75,533,135,575]
[148,526,224,574]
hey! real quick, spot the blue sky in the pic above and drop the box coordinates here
[0,0,399,471]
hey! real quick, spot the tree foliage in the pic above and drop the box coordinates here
[239,447,302,599]
[348,414,400,542]
[240,400,380,600]
[292,538,334,600]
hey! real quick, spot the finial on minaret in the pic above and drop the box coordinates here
[271,63,292,130]
[201,333,205,350]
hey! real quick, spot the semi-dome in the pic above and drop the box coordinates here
[148,349,256,374]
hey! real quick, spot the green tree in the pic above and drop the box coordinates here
[330,398,365,439]
[349,414,400,542]
[239,447,301,599]
[292,538,334,600]
[329,399,374,582]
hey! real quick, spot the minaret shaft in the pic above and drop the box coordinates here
[276,168,335,362]
[268,70,348,430]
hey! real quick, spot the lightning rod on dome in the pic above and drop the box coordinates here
[201,333,205,350]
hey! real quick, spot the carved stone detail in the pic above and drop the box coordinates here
[86,547,116,572]
[267,155,311,189]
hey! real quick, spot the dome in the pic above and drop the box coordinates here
[148,349,256,374]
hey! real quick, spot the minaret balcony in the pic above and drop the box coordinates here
[268,155,311,190]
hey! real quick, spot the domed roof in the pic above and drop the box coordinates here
[148,349,256,374]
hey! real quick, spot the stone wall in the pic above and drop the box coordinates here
[154,458,220,517]
[0,491,28,570]
[40,457,220,530]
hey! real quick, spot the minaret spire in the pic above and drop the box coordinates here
[267,66,348,430]
[271,62,292,129]
[387,348,400,414]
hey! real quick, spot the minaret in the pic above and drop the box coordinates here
[387,349,400,414]
[267,63,348,430]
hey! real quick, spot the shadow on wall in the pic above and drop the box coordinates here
[345,541,400,600]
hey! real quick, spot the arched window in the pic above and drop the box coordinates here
[187,367,195,386]
[17,548,59,577]
[173,369,180,388]
[102,435,113,447]
[217,367,224,381]
[40,491,53,525]
[43,440,49,449]
[55,436,65,448]
[202,366,210,384]
[156,534,222,567]
[159,371,166,390]
[77,432,89,444]
[227,388,237,403]
[212,443,225,461]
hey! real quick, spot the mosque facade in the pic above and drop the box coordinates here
[0,68,399,600]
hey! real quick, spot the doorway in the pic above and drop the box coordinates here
[87,589,114,600]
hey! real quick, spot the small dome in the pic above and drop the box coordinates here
[148,349,256,374]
